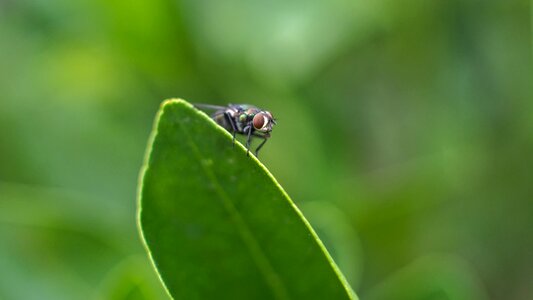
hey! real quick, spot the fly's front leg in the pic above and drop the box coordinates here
[252,132,270,157]
[254,138,268,157]
[224,111,237,146]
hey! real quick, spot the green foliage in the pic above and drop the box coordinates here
[364,255,488,300]
[0,182,167,300]
[138,99,356,300]
[1,1,531,299]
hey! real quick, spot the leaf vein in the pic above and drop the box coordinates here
[174,109,291,300]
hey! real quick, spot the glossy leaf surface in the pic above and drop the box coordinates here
[138,99,356,300]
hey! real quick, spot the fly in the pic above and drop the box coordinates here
[194,103,276,157]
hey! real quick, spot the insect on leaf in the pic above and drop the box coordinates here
[138,99,357,300]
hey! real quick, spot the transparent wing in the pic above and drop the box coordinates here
[193,103,227,111]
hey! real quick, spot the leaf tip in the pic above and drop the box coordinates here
[161,98,192,111]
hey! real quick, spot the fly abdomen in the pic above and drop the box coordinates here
[212,111,236,133]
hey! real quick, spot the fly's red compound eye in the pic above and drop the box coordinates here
[253,113,267,130]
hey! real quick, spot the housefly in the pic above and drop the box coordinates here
[194,103,276,157]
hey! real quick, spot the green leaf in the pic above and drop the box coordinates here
[137,99,357,300]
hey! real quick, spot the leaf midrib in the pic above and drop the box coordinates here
[173,107,292,300]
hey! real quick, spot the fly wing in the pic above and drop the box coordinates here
[194,103,235,132]
[193,103,227,111]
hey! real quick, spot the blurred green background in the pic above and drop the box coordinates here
[1,0,532,299]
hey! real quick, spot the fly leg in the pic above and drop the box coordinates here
[252,132,270,157]
[224,111,238,146]
[243,124,253,156]
[254,138,268,157]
